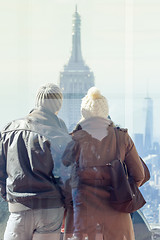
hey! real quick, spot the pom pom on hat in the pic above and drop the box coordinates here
[87,87,103,100]
[81,87,109,119]
[35,83,63,114]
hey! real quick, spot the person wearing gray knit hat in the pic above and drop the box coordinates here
[35,83,63,114]
[0,82,71,240]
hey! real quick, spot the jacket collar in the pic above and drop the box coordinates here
[77,117,112,141]
[28,106,62,128]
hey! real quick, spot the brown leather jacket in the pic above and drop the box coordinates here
[63,124,145,189]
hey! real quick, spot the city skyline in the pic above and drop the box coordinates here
[0,0,160,140]
[0,0,160,231]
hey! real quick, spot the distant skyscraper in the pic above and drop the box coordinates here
[134,133,144,156]
[144,96,153,153]
[59,6,95,130]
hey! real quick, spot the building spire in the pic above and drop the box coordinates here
[68,6,83,63]
[59,8,95,129]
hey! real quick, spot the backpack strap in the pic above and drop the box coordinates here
[114,127,121,161]
[114,127,129,176]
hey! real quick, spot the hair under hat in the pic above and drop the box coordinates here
[81,87,109,120]
[35,83,63,114]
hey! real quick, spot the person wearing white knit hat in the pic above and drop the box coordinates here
[63,86,145,240]
[78,87,111,141]
[81,86,109,120]
[0,83,71,240]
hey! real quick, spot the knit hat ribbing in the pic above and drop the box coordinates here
[81,87,109,119]
[35,83,63,113]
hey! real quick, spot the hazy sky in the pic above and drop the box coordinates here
[0,0,160,140]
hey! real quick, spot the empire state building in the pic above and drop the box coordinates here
[59,6,95,130]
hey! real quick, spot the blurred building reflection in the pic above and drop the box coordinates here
[58,6,94,131]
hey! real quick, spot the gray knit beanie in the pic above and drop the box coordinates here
[35,83,63,113]
[81,87,109,119]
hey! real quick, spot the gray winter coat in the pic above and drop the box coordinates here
[0,107,71,212]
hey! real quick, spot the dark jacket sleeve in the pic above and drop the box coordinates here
[0,133,7,200]
[62,140,78,167]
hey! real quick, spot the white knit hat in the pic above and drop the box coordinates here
[35,83,63,113]
[81,87,109,119]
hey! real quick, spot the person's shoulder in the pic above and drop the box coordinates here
[1,118,26,133]
[111,126,129,141]
[109,122,128,134]
[2,120,18,132]
[58,117,65,125]
[57,117,68,132]
[70,124,90,142]
[116,126,128,133]
[2,121,13,132]
[72,124,82,132]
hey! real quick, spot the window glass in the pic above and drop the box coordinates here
[0,0,160,239]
